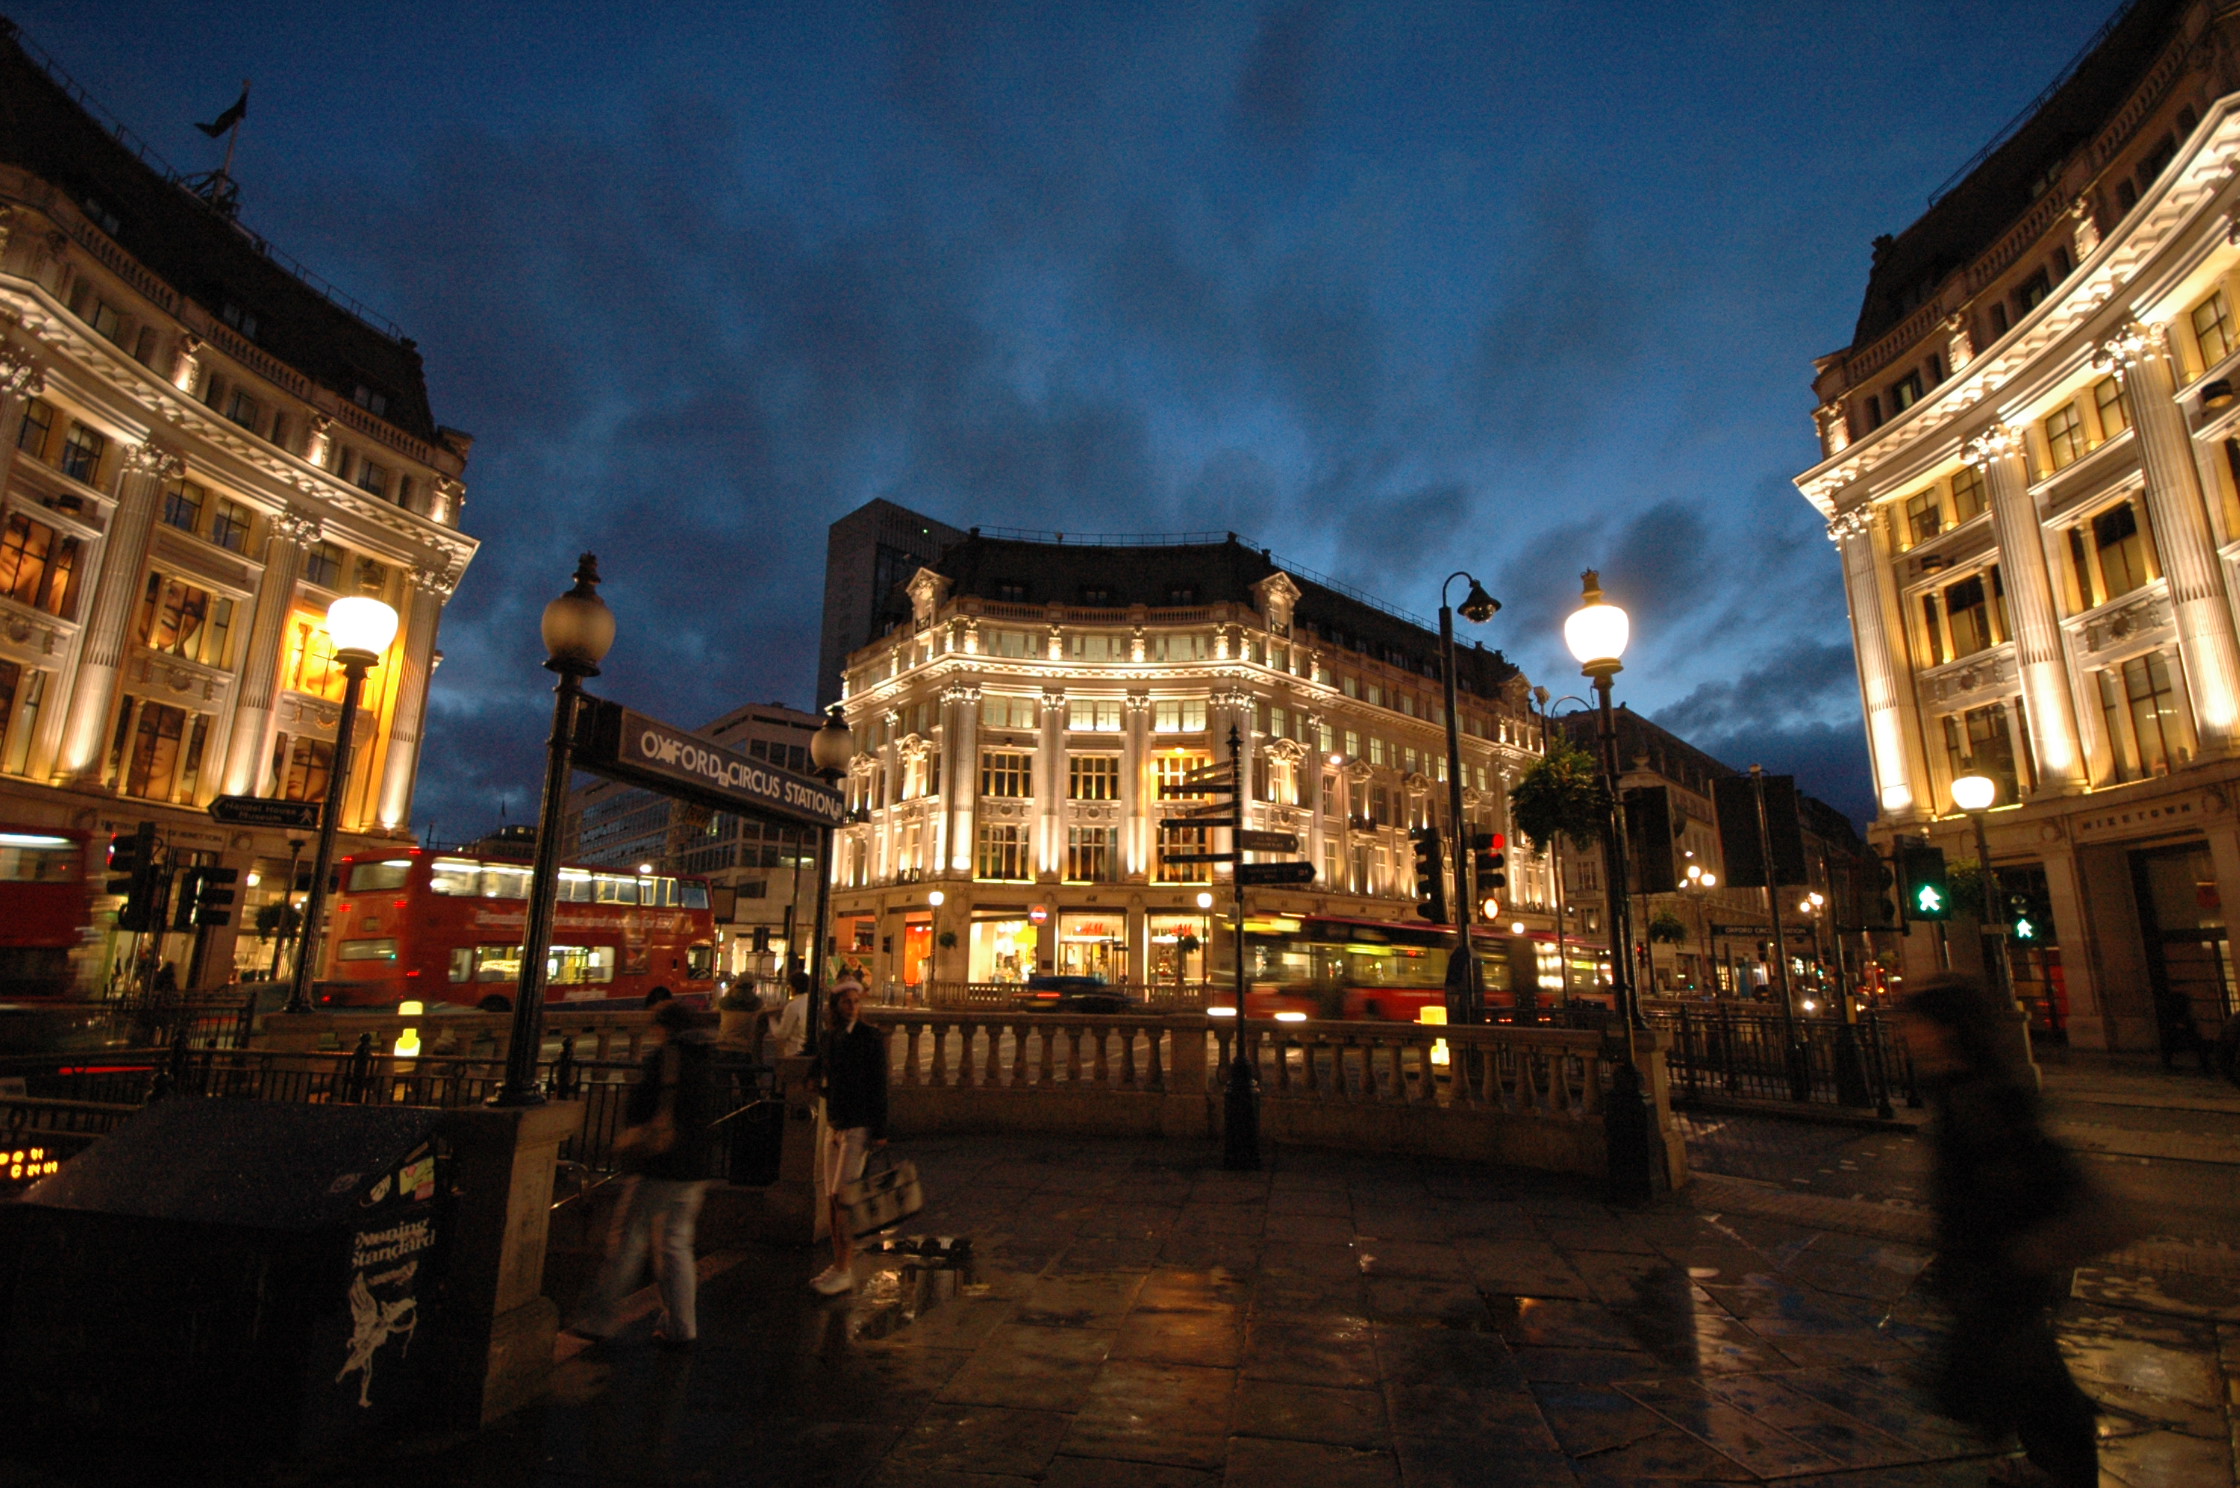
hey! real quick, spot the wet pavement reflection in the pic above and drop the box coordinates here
[4,1133,2235,1485]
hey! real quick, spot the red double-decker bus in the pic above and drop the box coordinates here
[0,828,90,999]
[1239,914,1598,1022]
[318,849,718,1012]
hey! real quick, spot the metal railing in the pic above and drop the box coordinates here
[1648,1003,1918,1115]
[910,980,1215,1012]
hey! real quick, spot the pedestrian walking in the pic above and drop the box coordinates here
[1898,973,2116,1488]
[773,975,813,1060]
[575,1001,719,1348]
[808,977,886,1296]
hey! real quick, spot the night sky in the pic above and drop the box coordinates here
[21,1,2123,837]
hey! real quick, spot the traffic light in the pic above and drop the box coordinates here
[1411,827,1448,925]
[106,822,161,932]
[2006,879,2053,943]
[1899,843,1950,921]
[1862,856,1898,930]
[1467,831,1506,920]
[171,867,204,932]
[192,866,239,927]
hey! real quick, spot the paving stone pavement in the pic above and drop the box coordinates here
[3,1134,2233,1487]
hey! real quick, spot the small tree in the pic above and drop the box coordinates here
[1646,910,1688,946]
[1948,858,1992,920]
[1509,737,1609,854]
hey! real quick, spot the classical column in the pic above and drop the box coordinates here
[1037,689,1066,877]
[2098,321,2240,751]
[941,684,979,874]
[374,562,456,830]
[219,509,320,796]
[54,439,182,782]
[1301,710,1326,882]
[1830,505,1926,816]
[1122,693,1150,879]
[1964,424,2088,792]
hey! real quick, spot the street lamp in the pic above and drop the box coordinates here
[1437,572,1501,1024]
[282,594,400,1016]
[1564,570,1660,1203]
[493,555,614,1107]
[805,705,856,1039]
[1539,689,1591,1005]
[1684,862,1717,994]
[1952,773,2017,1013]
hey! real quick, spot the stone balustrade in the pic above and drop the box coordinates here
[864,1010,1677,1181]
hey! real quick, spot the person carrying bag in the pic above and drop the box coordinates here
[808,978,893,1296]
[574,1001,719,1347]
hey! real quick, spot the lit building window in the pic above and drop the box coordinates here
[1153,698,1207,733]
[1069,755,1120,800]
[1067,698,1122,732]
[979,750,1031,798]
[2043,402,2086,470]
[1066,826,1113,883]
[975,823,1029,881]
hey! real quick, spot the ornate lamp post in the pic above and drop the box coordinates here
[1438,572,1501,1023]
[1563,570,1660,1202]
[806,706,856,1040]
[1951,773,2015,1007]
[1683,862,1717,993]
[282,594,399,1015]
[492,555,615,1107]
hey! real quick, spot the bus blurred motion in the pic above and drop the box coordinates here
[0,828,90,999]
[1238,913,1604,1022]
[319,849,718,1012]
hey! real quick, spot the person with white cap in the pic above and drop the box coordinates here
[808,976,887,1295]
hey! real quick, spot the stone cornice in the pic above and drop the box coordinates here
[1803,97,2240,515]
[0,281,476,572]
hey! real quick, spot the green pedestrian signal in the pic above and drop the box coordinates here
[1899,844,1950,922]
[2013,915,2037,941]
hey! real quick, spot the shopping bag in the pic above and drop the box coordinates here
[837,1149,923,1237]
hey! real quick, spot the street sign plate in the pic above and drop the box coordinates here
[1161,807,1237,824]
[1161,852,1239,864]
[1157,785,1235,799]
[1237,861,1316,886]
[208,795,323,830]
[1237,830,1299,852]
[575,698,846,828]
[1181,763,1234,782]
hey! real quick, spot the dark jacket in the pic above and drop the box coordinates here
[626,1029,718,1182]
[1926,1070,2082,1277]
[818,1020,888,1140]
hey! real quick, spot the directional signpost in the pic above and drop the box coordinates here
[1237,830,1298,853]
[208,795,323,831]
[1237,861,1315,887]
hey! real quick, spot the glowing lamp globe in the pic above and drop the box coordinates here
[326,595,398,662]
[542,553,616,675]
[1951,774,1997,813]
[928,889,945,907]
[1563,570,1629,676]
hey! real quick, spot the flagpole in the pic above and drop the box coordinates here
[219,79,248,180]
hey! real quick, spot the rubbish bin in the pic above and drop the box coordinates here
[0,1099,451,1453]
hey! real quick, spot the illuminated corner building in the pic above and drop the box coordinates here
[561,702,824,985]
[824,513,1557,995]
[1795,0,2240,1051]
[0,23,475,988]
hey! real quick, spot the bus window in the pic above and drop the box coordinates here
[337,937,399,962]
[430,857,481,895]
[687,943,714,980]
[680,882,709,910]
[473,944,523,982]
[549,945,615,984]
[346,859,414,893]
[594,874,638,904]
[450,947,473,983]
[557,871,594,903]
[0,833,78,882]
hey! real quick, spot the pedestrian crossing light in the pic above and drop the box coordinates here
[1899,844,1950,922]
[2013,913,2037,941]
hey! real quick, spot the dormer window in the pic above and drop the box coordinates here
[994,581,1028,603]
[1079,585,1115,605]
[352,384,389,418]
[1167,585,1198,605]
[220,302,258,340]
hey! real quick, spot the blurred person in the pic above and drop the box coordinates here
[1898,974,2105,1488]
[575,1001,718,1348]
[807,977,886,1296]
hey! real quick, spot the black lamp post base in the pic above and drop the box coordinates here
[1603,1058,1658,1205]
[1222,1050,1260,1171]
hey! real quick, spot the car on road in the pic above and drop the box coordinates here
[1013,975,1142,1015]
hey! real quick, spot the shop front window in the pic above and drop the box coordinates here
[969,918,1036,983]
[1148,913,1208,986]
[1057,913,1127,982]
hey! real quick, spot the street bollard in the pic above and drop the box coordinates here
[1221,1028,1260,1172]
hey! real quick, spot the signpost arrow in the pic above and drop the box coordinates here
[208,794,323,830]
[1236,861,1316,887]
[1237,830,1299,852]
[1161,851,1240,864]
